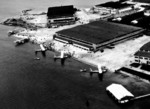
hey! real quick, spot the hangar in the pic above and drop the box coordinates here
[94,1,134,14]
[54,20,144,51]
[47,5,77,27]
[106,83,134,104]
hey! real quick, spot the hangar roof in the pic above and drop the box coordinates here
[96,1,133,9]
[106,83,134,101]
[47,5,76,19]
[135,41,150,58]
[133,0,150,3]
[135,51,150,58]
[140,42,150,51]
[57,21,142,44]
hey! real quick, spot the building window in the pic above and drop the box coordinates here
[135,60,140,63]
[145,57,148,60]
[139,57,143,59]
[135,56,139,58]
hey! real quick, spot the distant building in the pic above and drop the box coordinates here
[113,11,144,24]
[110,10,150,29]
[54,20,144,51]
[106,83,134,104]
[47,5,77,27]
[120,0,130,2]
[133,0,150,3]
[134,42,150,64]
[94,1,134,14]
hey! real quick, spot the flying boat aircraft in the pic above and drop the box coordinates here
[90,64,107,74]
[35,44,47,57]
[89,64,107,80]
[34,42,54,58]
[54,50,73,66]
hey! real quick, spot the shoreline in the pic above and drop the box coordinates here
[72,57,97,69]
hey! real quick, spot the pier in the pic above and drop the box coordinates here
[131,93,150,101]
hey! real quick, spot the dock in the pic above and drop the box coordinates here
[131,93,150,101]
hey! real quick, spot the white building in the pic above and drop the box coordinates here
[106,83,134,103]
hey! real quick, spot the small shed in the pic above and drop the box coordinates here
[106,83,134,103]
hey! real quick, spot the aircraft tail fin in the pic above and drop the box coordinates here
[98,64,102,74]
[90,68,92,72]
[40,44,46,51]
[60,51,64,59]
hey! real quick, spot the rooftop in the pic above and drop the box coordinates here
[119,67,150,80]
[106,83,134,101]
[140,41,150,51]
[120,12,144,24]
[96,1,133,9]
[111,11,150,29]
[57,20,142,44]
[47,5,77,19]
[134,41,150,58]
[135,51,150,58]
[133,0,150,3]
[136,16,150,28]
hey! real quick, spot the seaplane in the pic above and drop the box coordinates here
[35,43,47,58]
[34,42,55,58]
[54,50,72,66]
[90,64,107,74]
